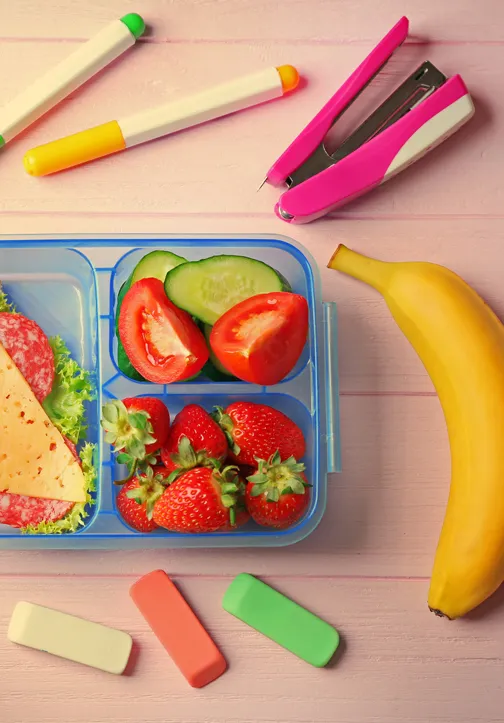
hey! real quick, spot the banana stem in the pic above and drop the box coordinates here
[328,245,393,293]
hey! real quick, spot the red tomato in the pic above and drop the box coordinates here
[209,292,308,385]
[119,278,208,384]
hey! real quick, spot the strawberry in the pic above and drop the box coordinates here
[101,397,170,479]
[122,397,170,453]
[227,459,255,481]
[116,466,170,533]
[160,404,228,481]
[245,452,311,529]
[221,503,250,531]
[153,465,245,533]
[213,402,306,466]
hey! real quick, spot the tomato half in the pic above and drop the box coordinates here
[209,292,308,385]
[119,278,209,383]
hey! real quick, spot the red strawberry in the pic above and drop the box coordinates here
[153,465,245,533]
[116,466,170,533]
[227,459,255,481]
[122,397,171,453]
[221,504,250,531]
[101,397,170,478]
[245,452,311,529]
[160,404,227,481]
[213,402,306,466]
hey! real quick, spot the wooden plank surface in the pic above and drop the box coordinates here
[2,576,504,723]
[1,0,504,722]
[2,0,503,41]
[0,42,500,217]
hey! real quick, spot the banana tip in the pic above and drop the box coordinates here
[327,244,346,270]
[429,606,452,620]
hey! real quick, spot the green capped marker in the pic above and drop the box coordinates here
[223,573,340,667]
[0,14,145,148]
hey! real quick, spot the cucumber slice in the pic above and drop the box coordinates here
[203,323,234,377]
[202,360,237,382]
[164,255,290,325]
[131,249,187,285]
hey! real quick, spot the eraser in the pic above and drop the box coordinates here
[8,601,132,675]
[223,573,339,667]
[130,570,227,688]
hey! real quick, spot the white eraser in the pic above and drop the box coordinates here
[8,601,132,675]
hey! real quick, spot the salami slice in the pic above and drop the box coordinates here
[0,313,54,402]
[0,492,73,528]
[63,436,82,466]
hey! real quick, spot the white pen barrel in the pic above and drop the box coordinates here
[0,21,136,142]
[120,67,284,147]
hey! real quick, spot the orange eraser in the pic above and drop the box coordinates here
[130,569,227,688]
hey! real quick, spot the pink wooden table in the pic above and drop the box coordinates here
[1,1,504,721]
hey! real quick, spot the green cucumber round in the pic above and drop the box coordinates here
[131,249,187,285]
[202,360,237,382]
[164,255,291,325]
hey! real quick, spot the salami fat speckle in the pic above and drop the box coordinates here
[0,313,55,402]
[0,492,73,528]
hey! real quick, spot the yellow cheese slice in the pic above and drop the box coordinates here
[0,342,86,502]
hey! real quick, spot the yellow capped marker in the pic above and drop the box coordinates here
[24,65,300,176]
[24,121,126,177]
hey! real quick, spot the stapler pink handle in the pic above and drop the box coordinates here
[274,75,474,224]
[266,16,409,186]
[266,15,475,224]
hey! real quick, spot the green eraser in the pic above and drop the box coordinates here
[222,573,339,667]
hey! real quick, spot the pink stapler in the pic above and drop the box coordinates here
[266,16,474,224]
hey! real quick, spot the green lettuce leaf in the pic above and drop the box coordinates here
[43,335,95,444]
[21,443,97,535]
[0,284,16,313]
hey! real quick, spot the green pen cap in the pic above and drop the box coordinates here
[120,13,146,39]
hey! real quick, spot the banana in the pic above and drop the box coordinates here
[328,244,504,619]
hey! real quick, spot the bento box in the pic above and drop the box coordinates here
[0,234,340,549]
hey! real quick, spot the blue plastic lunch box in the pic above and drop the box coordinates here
[0,234,341,549]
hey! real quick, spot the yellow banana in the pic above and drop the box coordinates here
[328,244,504,619]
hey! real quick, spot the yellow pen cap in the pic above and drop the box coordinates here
[23,120,126,176]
